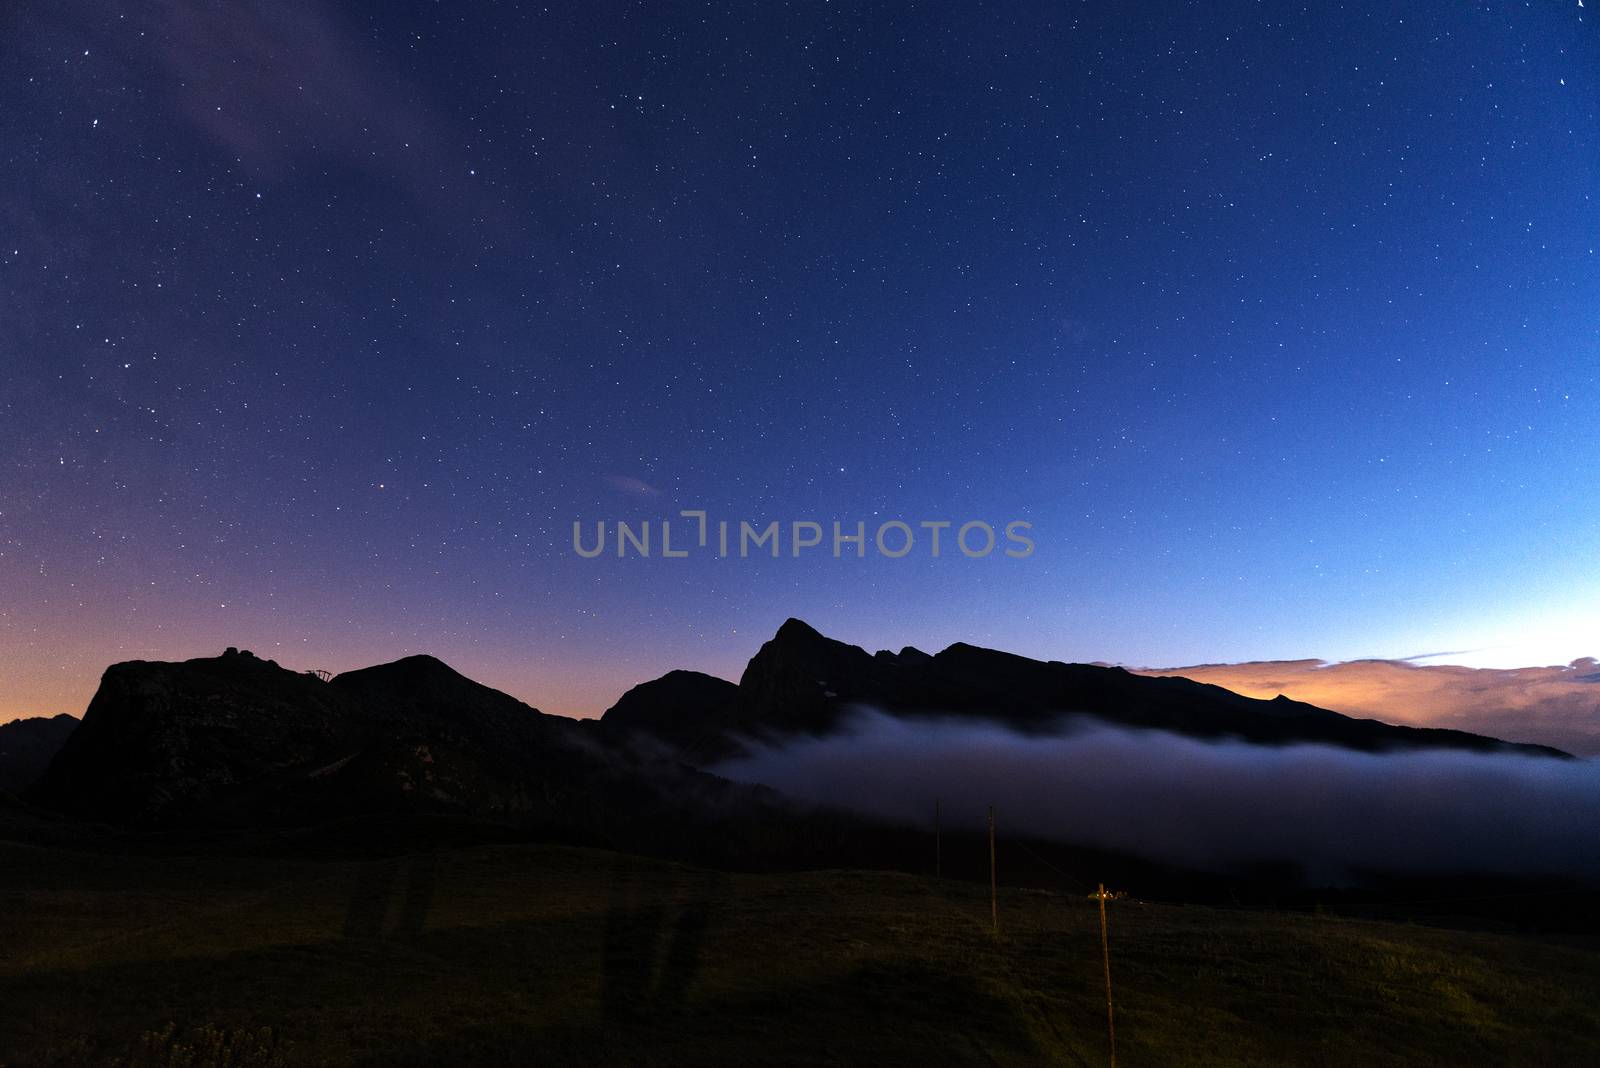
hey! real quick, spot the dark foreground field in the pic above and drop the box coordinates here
[2,823,1598,1067]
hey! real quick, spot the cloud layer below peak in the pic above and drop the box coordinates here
[713,710,1600,884]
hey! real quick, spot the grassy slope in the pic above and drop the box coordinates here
[0,834,1597,1067]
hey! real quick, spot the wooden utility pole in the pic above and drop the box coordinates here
[934,797,942,878]
[988,805,997,934]
[1095,883,1117,1068]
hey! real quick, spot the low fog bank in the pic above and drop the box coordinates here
[712,710,1600,884]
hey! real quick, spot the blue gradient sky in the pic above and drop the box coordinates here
[2,1,1596,720]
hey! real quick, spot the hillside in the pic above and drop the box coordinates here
[0,713,77,794]
[0,828,1595,1067]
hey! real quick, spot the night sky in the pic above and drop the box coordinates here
[3,1,1596,722]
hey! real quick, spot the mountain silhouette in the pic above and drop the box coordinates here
[28,624,1567,831]
[0,714,78,795]
[601,670,740,760]
[618,618,1570,759]
[27,648,738,831]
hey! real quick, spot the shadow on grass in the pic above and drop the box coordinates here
[350,957,1041,1067]
[601,857,729,1024]
[0,858,1046,1067]
[339,852,438,942]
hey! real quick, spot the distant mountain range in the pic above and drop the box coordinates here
[10,620,1568,835]
[604,619,1569,760]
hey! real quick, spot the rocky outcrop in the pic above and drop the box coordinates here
[30,649,362,823]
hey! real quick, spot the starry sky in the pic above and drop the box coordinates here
[3,1,1597,722]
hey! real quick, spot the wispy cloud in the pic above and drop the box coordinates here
[24,0,498,229]
[157,2,471,209]
[604,475,663,499]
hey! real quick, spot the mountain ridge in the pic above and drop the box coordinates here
[25,622,1571,831]
[671,618,1568,759]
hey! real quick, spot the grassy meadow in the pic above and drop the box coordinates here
[0,825,1597,1066]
